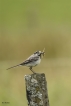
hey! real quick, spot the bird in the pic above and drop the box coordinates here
[7,49,45,73]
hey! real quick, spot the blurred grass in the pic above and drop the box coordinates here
[0,29,71,60]
[0,0,71,60]
[0,0,71,106]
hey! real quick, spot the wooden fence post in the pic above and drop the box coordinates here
[25,73,49,106]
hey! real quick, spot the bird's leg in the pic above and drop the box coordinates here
[29,67,36,74]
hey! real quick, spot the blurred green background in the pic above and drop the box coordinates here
[0,0,71,106]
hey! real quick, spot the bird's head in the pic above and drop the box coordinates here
[34,48,45,57]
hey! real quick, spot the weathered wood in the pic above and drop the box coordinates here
[25,73,49,106]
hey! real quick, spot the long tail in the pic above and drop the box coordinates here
[7,64,21,70]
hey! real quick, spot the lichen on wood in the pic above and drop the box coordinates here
[25,73,49,106]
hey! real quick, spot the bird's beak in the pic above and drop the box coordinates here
[41,51,45,56]
[41,48,45,56]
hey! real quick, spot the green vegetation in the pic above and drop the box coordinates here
[0,0,71,106]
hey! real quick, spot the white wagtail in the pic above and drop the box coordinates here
[7,49,45,73]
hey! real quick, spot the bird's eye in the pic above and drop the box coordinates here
[34,51,39,54]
